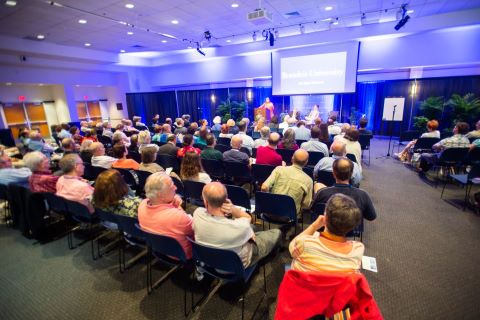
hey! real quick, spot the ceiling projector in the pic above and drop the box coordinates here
[247,9,273,25]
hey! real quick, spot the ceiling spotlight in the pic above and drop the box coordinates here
[5,0,16,6]
[161,40,167,43]
[324,6,333,11]
[226,39,232,43]
[395,4,410,30]
[125,3,134,9]
[204,30,212,42]
[120,49,126,53]
[332,17,339,25]
[196,42,205,56]
[171,20,179,24]
[78,19,87,24]
[84,43,91,47]
[36,34,45,40]
[299,24,305,34]
[127,31,134,35]
[231,3,239,8]
[407,9,414,14]
[252,32,257,41]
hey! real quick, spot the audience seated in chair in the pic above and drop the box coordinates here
[92,169,141,217]
[465,119,480,139]
[222,135,250,165]
[418,122,470,174]
[56,153,94,213]
[278,128,299,150]
[336,128,363,170]
[177,134,200,158]
[158,134,178,157]
[111,143,140,170]
[256,132,284,167]
[233,120,254,153]
[0,152,31,187]
[138,172,194,258]
[261,149,312,216]
[253,126,270,148]
[138,130,159,154]
[358,117,373,135]
[300,126,329,156]
[200,134,223,161]
[192,182,281,267]
[24,151,59,193]
[102,121,113,139]
[314,140,362,186]
[60,138,77,156]
[294,120,311,141]
[290,193,364,273]
[91,142,116,169]
[180,151,212,184]
[394,120,440,162]
[79,140,94,164]
[139,145,164,174]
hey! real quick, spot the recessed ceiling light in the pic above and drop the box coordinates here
[6,82,12,86]
[406,9,414,14]
[38,83,44,86]
[84,43,91,47]
[325,6,333,11]
[171,20,179,24]
[125,3,134,9]
[5,0,17,7]
[187,46,192,49]
[231,3,239,8]
[120,49,126,53]
[332,20,339,25]
[226,39,231,42]
[36,34,45,40]
[78,19,87,24]
[321,18,332,22]
[127,31,134,35]
[161,40,167,43]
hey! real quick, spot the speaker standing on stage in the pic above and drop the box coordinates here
[258,97,275,120]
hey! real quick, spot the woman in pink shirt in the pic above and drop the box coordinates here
[138,172,194,259]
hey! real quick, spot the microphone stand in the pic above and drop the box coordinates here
[377,105,396,159]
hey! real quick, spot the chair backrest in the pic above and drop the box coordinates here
[254,192,296,221]
[399,130,419,142]
[302,166,314,181]
[188,238,246,279]
[217,137,231,146]
[346,153,357,163]
[127,151,141,163]
[0,183,8,201]
[134,170,152,195]
[97,135,112,146]
[469,137,477,144]
[240,147,251,157]
[64,198,94,223]
[142,228,187,263]
[252,131,261,139]
[152,141,165,147]
[95,208,119,225]
[276,148,295,165]
[83,163,107,181]
[201,159,225,180]
[307,151,324,167]
[0,128,15,147]
[223,161,251,179]
[251,164,275,184]
[296,139,307,146]
[193,143,205,150]
[316,170,335,187]
[183,180,205,204]
[358,134,372,150]
[156,154,180,172]
[225,184,251,212]
[439,148,469,164]
[115,168,139,188]
[467,147,480,165]
[115,214,144,239]
[441,131,453,139]
[215,144,231,153]
[310,202,325,221]
[42,192,68,214]
[468,164,480,180]
[252,147,257,158]
[171,176,184,196]
[413,137,440,151]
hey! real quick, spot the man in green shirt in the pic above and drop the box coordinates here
[200,134,223,161]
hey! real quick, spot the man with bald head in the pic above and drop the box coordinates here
[261,149,313,216]
[193,182,281,267]
[256,132,283,166]
[312,158,376,224]
[222,135,250,164]
[314,140,362,186]
[90,142,117,169]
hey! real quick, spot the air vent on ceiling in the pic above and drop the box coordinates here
[283,11,301,18]
[131,44,146,49]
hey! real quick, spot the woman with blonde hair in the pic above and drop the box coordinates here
[180,151,211,184]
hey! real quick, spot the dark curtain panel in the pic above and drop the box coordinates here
[177,89,229,122]
[126,91,177,124]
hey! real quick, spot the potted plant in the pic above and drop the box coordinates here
[444,93,480,126]
[216,97,246,123]
[419,96,444,121]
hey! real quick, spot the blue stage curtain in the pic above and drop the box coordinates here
[126,91,177,125]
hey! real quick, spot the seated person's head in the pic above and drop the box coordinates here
[141,146,157,164]
[325,194,361,237]
[112,143,127,159]
[268,132,281,147]
[230,135,243,149]
[270,115,278,124]
[116,123,124,131]
[93,170,129,208]
[199,127,208,140]
[138,130,151,145]
[166,134,176,144]
[202,182,227,211]
[80,140,93,152]
[24,151,49,172]
[0,154,12,169]
[260,126,270,139]
[237,120,247,133]
[330,140,346,157]
[344,128,359,142]
[69,126,79,135]
[426,120,439,131]
[455,122,469,135]
[221,124,229,134]
[359,117,368,129]
[130,134,138,147]
[145,172,176,204]
[62,138,75,151]
[182,134,194,147]
[310,126,320,139]
[90,142,105,156]
[205,134,215,147]
[332,158,353,182]
[103,121,111,129]
[180,152,202,179]
[162,123,171,133]
[59,154,83,176]
[292,149,309,168]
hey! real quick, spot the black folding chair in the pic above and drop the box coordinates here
[156,154,180,173]
[133,170,152,196]
[296,139,307,146]
[252,148,257,158]
[359,134,373,166]
[97,135,112,147]
[441,163,480,210]
[215,144,231,153]
[276,148,295,165]
[226,184,251,213]
[240,147,251,157]
[201,159,225,181]
[412,137,440,153]
[127,151,141,163]
[315,170,336,187]
[346,153,358,163]
[94,209,122,260]
[183,180,206,207]
[83,163,107,181]
[171,176,184,197]
[255,192,298,234]
[434,148,470,184]
[396,130,419,151]
[0,184,11,226]
[223,161,253,195]
[217,137,231,146]
[114,168,139,190]
[251,164,275,188]
[465,147,480,165]
[115,215,147,273]
[193,143,206,150]
[307,151,324,167]
[188,238,266,320]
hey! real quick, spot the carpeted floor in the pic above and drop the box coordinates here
[1,138,479,320]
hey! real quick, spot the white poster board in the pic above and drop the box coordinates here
[382,97,405,121]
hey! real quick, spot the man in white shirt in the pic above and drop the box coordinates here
[294,121,311,141]
[233,120,254,153]
[254,126,270,148]
[193,182,281,267]
[90,142,116,169]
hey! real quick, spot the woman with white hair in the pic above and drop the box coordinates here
[79,139,94,164]
[137,130,159,153]
[211,116,222,131]
[23,151,59,192]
